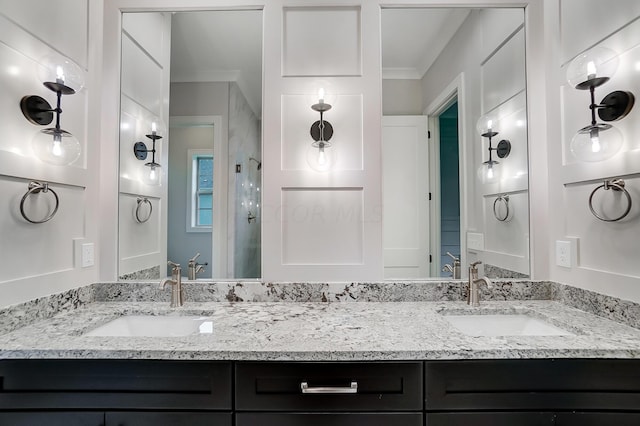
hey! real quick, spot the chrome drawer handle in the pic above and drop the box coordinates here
[300,381,358,394]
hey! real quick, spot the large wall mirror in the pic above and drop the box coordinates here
[118,10,262,280]
[381,7,530,279]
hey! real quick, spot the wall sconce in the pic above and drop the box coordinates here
[310,88,334,166]
[476,115,511,183]
[566,46,635,162]
[133,122,162,185]
[20,57,83,166]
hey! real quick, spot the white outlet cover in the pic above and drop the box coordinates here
[556,240,571,268]
[82,243,95,268]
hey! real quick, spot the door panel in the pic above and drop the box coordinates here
[382,115,430,278]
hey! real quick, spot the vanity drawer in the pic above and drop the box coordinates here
[425,359,640,411]
[0,360,232,410]
[236,412,423,426]
[235,362,423,411]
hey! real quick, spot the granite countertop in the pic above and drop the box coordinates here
[1,299,640,361]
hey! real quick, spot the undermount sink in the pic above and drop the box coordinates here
[442,314,574,337]
[84,315,214,337]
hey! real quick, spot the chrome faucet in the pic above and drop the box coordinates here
[442,252,461,279]
[187,253,208,280]
[160,261,183,308]
[468,261,492,307]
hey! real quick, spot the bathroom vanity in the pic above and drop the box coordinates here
[1,281,640,425]
[1,359,640,425]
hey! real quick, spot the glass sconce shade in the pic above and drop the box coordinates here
[142,162,161,185]
[32,128,81,166]
[477,160,501,184]
[566,46,619,89]
[37,55,85,93]
[476,113,500,136]
[570,123,622,162]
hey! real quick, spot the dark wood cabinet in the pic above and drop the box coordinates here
[236,412,423,426]
[426,412,556,426]
[0,412,104,426]
[555,412,640,425]
[105,411,232,426]
[236,361,423,412]
[0,359,232,411]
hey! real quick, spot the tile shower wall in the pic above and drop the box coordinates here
[229,82,261,278]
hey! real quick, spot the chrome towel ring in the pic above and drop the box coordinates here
[135,197,153,223]
[20,181,59,224]
[493,195,510,222]
[588,179,632,222]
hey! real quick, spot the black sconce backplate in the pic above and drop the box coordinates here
[133,141,148,160]
[496,140,511,158]
[598,90,635,122]
[310,120,334,142]
[20,95,54,126]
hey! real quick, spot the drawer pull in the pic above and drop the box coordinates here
[300,381,358,394]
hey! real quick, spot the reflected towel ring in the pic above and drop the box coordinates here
[588,179,632,222]
[20,181,59,224]
[493,195,510,222]
[135,197,153,223]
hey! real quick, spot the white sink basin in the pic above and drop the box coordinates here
[84,315,213,337]
[442,314,573,337]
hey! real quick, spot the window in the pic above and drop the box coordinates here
[188,149,214,232]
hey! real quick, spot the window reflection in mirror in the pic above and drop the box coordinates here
[381,8,530,280]
[118,10,262,280]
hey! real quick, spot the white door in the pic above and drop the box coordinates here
[382,116,430,278]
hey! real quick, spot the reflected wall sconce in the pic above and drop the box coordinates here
[310,88,333,166]
[476,115,511,184]
[20,57,83,166]
[133,122,162,185]
[567,46,635,162]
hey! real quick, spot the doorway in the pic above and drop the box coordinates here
[437,101,461,277]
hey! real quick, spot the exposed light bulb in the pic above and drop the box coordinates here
[149,165,157,181]
[487,119,493,132]
[56,65,65,84]
[52,133,63,157]
[151,122,157,136]
[318,88,325,104]
[590,128,601,153]
[487,165,494,180]
[586,61,597,80]
[318,146,326,165]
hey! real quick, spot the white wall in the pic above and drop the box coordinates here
[546,0,640,301]
[117,12,171,279]
[382,79,423,115]
[0,0,103,307]
[421,9,529,277]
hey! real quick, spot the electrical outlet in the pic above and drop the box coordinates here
[556,240,571,268]
[81,243,95,268]
[467,232,485,251]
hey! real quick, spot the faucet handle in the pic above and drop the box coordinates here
[446,252,459,261]
[167,261,180,269]
[469,260,482,270]
[189,253,201,263]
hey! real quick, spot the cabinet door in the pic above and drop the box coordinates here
[0,412,103,426]
[426,412,555,426]
[236,413,423,426]
[105,411,232,426]
[556,412,640,425]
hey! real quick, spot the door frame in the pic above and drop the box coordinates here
[424,73,467,278]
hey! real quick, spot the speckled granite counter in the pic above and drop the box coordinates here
[1,296,640,360]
